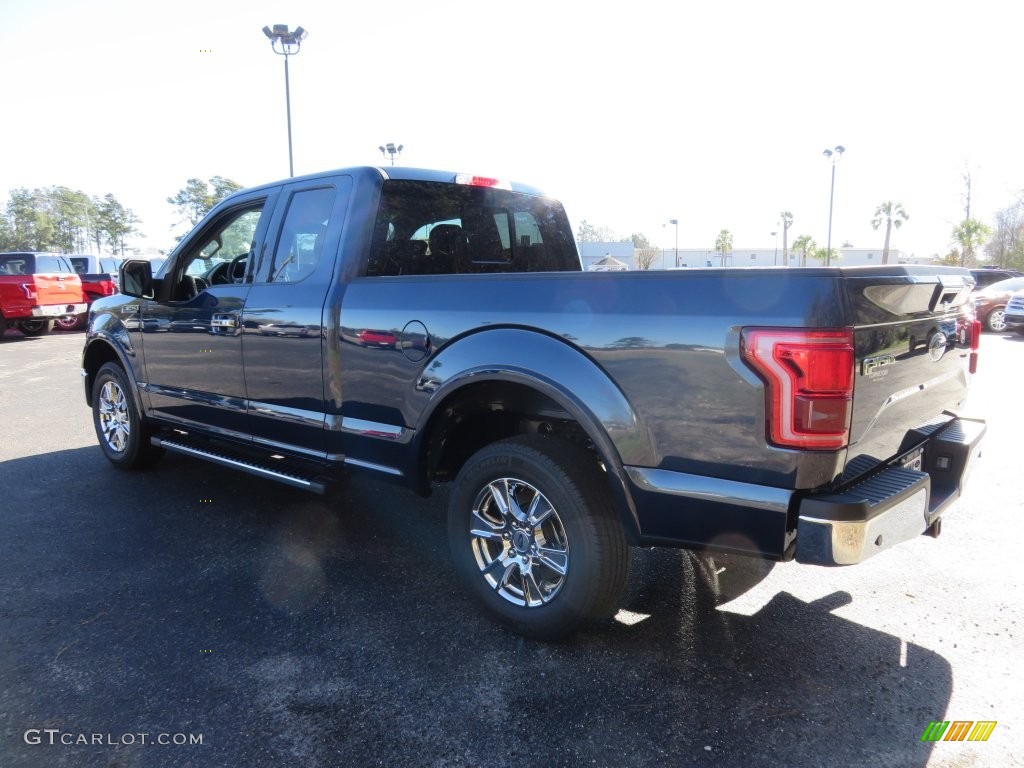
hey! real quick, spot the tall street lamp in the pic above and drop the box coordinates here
[262,24,308,178]
[822,144,845,267]
[379,143,404,165]
[668,218,679,267]
[771,230,778,266]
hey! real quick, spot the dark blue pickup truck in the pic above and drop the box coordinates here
[83,166,985,638]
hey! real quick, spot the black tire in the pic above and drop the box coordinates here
[55,313,86,331]
[17,319,54,336]
[91,362,164,469]
[447,435,630,639]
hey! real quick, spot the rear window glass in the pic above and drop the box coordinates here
[988,277,1024,293]
[0,254,74,274]
[365,180,579,276]
[0,254,34,275]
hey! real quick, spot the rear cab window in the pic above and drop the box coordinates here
[1,254,74,274]
[365,180,579,276]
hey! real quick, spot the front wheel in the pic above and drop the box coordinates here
[985,308,1007,332]
[91,362,163,469]
[448,435,630,639]
[18,319,54,336]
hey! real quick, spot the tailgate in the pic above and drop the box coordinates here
[842,268,975,480]
[30,274,86,305]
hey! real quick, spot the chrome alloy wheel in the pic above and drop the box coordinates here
[988,309,1007,332]
[97,379,131,453]
[469,478,569,607]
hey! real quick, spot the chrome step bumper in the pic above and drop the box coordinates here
[796,417,986,565]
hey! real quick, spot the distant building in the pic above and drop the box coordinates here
[588,253,629,271]
[577,242,635,270]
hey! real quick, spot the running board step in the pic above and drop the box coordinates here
[152,437,327,494]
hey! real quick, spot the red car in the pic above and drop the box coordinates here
[972,275,1024,332]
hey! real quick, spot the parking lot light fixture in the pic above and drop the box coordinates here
[668,219,679,267]
[262,24,308,177]
[379,143,404,165]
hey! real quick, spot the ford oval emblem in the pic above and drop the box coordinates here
[928,331,947,362]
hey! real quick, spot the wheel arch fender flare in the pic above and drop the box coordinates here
[82,335,145,417]
[413,327,656,539]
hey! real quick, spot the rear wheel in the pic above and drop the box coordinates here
[17,319,54,336]
[91,362,163,469]
[55,313,86,331]
[447,435,630,639]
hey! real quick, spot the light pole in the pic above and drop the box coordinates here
[822,144,845,266]
[668,218,679,267]
[378,143,404,165]
[262,24,308,178]
[771,230,778,266]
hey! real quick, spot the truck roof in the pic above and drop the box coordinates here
[221,166,551,204]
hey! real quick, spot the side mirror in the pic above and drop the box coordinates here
[120,260,154,299]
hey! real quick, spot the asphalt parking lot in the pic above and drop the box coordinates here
[1,327,1021,768]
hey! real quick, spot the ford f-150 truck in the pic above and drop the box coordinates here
[82,166,986,638]
[1,252,89,336]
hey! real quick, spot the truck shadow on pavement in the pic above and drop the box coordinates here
[1,448,949,768]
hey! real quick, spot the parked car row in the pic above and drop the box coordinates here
[970,274,1024,332]
[1,252,131,335]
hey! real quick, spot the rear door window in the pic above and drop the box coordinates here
[260,187,337,284]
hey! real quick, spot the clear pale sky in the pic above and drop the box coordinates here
[2,0,1022,259]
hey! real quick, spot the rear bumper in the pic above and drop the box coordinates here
[30,302,88,318]
[795,417,986,565]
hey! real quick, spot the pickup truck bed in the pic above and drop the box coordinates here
[82,166,985,638]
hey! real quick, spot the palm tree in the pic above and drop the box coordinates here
[715,229,733,267]
[814,246,841,265]
[952,219,991,267]
[791,234,815,267]
[779,211,794,266]
[871,202,909,264]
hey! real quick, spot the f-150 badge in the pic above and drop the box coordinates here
[862,354,896,376]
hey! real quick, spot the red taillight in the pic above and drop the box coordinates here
[969,319,981,351]
[20,283,37,300]
[969,318,981,373]
[742,328,855,450]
